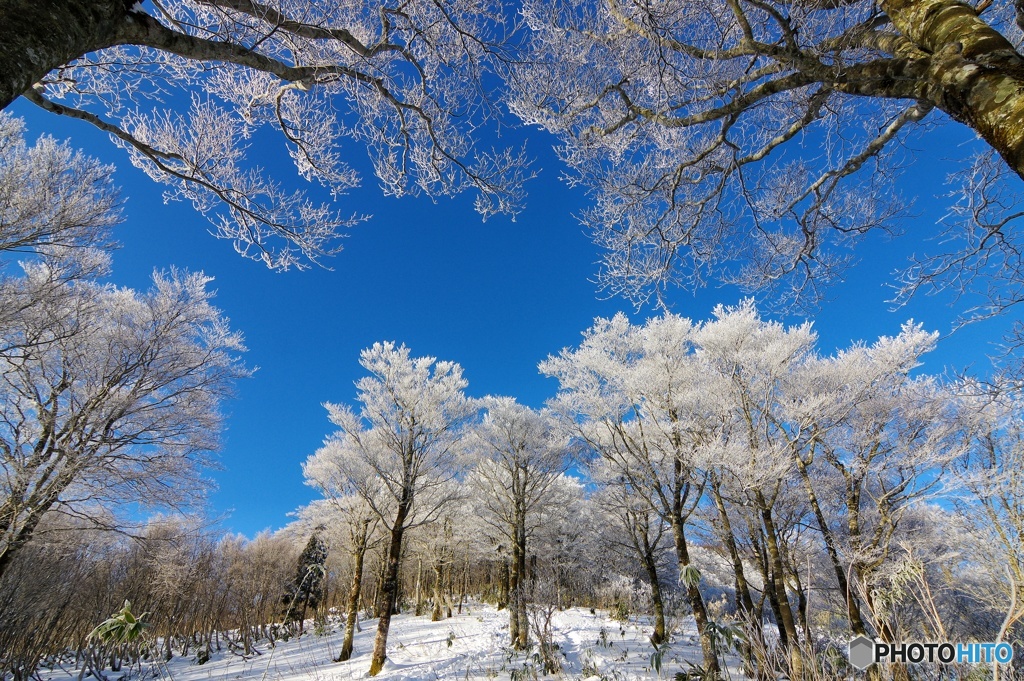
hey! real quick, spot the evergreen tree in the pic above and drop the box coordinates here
[283,533,328,631]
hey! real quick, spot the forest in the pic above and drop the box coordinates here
[2,297,1022,680]
[3,0,1024,679]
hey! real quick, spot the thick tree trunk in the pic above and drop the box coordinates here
[0,0,133,110]
[369,502,409,677]
[508,548,520,645]
[882,0,1024,179]
[0,494,57,581]
[669,520,721,677]
[509,505,529,650]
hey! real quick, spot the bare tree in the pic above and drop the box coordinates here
[0,266,248,578]
[0,112,121,342]
[467,396,568,649]
[541,312,725,676]
[0,0,527,270]
[0,113,118,261]
[310,342,474,676]
[509,0,1024,312]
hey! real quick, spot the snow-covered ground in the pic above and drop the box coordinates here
[38,604,743,681]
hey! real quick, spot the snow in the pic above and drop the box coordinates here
[37,604,744,681]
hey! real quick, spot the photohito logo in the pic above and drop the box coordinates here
[848,636,1014,670]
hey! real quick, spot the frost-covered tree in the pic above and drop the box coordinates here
[541,312,726,675]
[0,267,248,579]
[0,112,121,347]
[405,485,476,622]
[310,342,474,676]
[466,397,568,649]
[786,322,962,641]
[293,494,380,661]
[219,531,299,654]
[590,460,673,645]
[528,473,602,607]
[691,302,818,674]
[543,301,966,676]
[0,0,526,270]
[509,0,1024,319]
[951,384,1024,646]
[0,113,118,263]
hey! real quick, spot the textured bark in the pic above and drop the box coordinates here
[497,559,509,610]
[430,561,445,621]
[637,542,666,647]
[0,0,131,109]
[338,523,368,662]
[756,496,805,681]
[369,501,409,676]
[670,520,722,677]
[0,486,65,581]
[882,0,1024,179]
[509,501,529,650]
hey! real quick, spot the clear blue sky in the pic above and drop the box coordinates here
[6,97,1015,537]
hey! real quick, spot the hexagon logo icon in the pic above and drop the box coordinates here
[848,635,875,670]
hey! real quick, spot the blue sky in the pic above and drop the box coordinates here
[6,97,1015,537]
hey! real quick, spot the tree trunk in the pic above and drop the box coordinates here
[497,558,509,610]
[794,457,868,636]
[757,497,804,680]
[338,537,367,662]
[639,549,666,647]
[431,560,445,621]
[0,0,133,110]
[0,493,58,581]
[709,475,767,680]
[880,0,1024,179]
[373,549,388,618]
[414,558,424,617]
[628,509,666,647]
[669,519,722,677]
[510,506,530,650]
[368,501,409,677]
[457,555,468,615]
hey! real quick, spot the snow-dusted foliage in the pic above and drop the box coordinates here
[313,343,475,532]
[543,300,969,677]
[0,267,248,579]
[950,386,1024,640]
[5,0,527,271]
[7,305,1024,681]
[0,113,119,269]
[306,342,475,675]
[508,0,1024,315]
[465,397,568,648]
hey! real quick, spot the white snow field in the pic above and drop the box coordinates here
[39,604,742,681]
